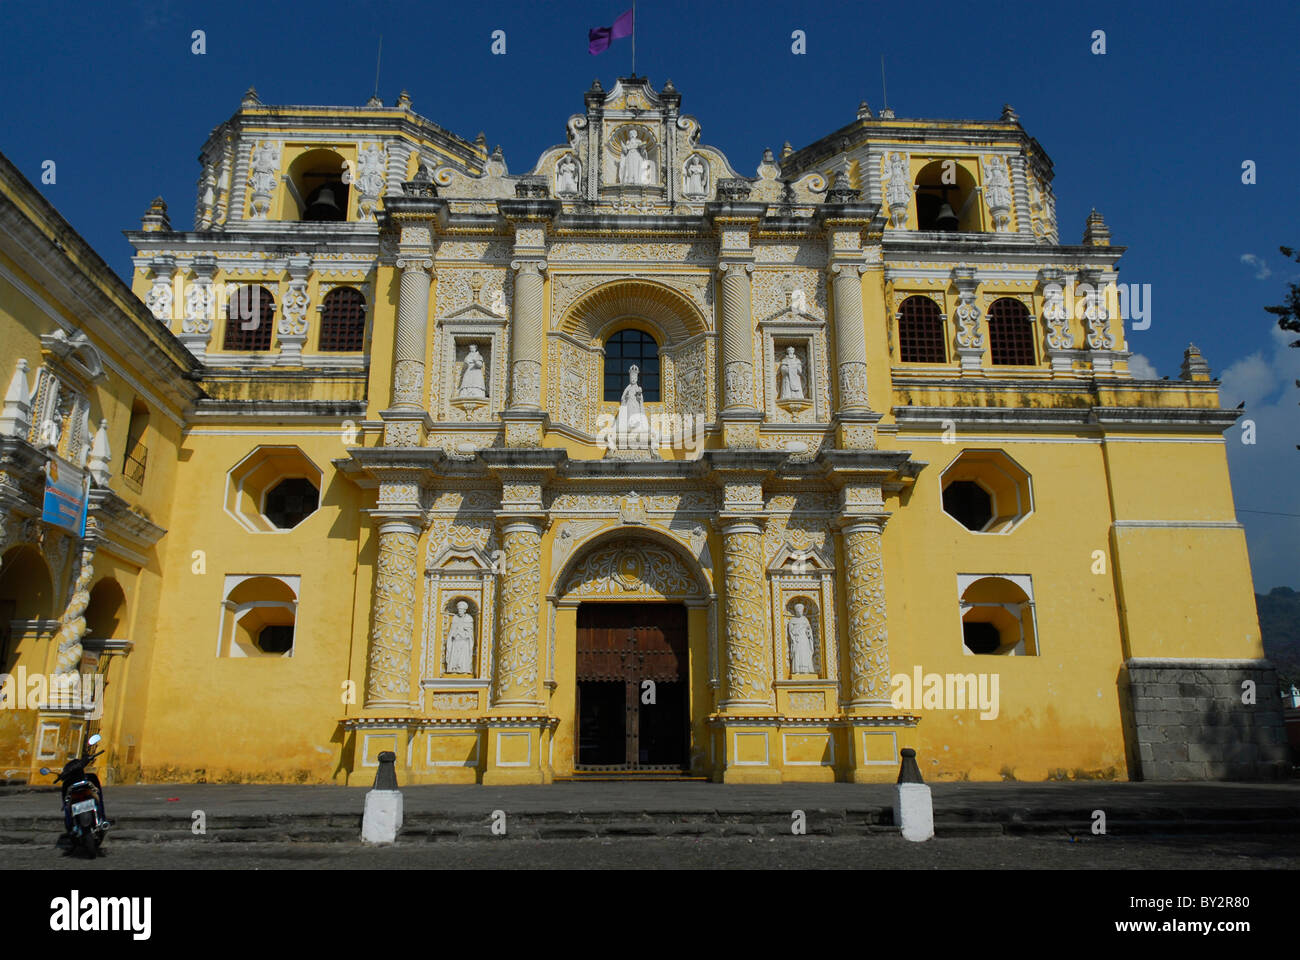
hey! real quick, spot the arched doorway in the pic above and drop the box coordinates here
[576,602,688,770]
[552,531,712,777]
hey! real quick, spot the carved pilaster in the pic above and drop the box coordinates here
[841,519,890,708]
[1080,268,1118,373]
[952,266,984,372]
[365,520,420,708]
[1039,268,1075,373]
[144,255,177,325]
[277,253,312,364]
[180,256,216,360]
[492,519,544,707]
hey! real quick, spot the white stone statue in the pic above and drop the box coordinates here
[983,157,1013,211]
[788,603,815,675]
[458,344,487,398]
[885,152,912,207]
[557,154,580,195]
[778,346,805,400]
[444,600,475,674]
[683,155,707,196]
[619,131,649,185]
[615,364,650,440]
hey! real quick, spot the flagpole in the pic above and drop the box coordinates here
[632,0,637,77]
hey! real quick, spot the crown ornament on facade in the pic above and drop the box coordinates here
[365,94,383,108]
[858,100,874,120]
[241,86,260,108]
[1082,209,1111,246]
[141,196,170,232]
[824,169,861,203]
[401,166,437,199]
[1001,103,1019,123]
[395,89,412,110]
[715,178,752,202]
[514,175,549,199]
[1180,343,1212,381]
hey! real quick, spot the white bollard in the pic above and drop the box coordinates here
[360,750,403,844]
[361,790,403,843]
[893,747,934,842]
[894,782,934,842]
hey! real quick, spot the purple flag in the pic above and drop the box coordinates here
[589,8,634,55]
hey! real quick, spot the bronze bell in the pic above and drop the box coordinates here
[305,185,343,221]
[935,202,959,230]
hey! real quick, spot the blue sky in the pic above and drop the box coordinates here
[1,0,1296,588]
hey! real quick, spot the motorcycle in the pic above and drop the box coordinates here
[40,733,109,858]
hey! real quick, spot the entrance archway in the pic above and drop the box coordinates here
[551,530,712,777]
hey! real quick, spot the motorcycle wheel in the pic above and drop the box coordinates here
[79,827,96,858]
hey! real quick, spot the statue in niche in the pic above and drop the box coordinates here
[619,130,653,185]
[788,603,816,675]
[444,600,475,674]
[615,364,650,439]
[557,154,580,195]
[457,344,487,398]
[683,155,707,196]
[778,346,805,400]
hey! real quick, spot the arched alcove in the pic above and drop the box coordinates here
[85,578,127,640]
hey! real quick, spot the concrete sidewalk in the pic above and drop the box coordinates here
[1,781,1297,844]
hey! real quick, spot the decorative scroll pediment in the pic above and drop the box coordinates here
[560,536,704,600]
[768,542,834,576]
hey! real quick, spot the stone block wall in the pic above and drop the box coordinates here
[1126,658,1291,780]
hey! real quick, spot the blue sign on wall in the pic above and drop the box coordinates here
[42,460,87,535]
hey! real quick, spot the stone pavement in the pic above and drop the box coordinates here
[1,780,1297,844]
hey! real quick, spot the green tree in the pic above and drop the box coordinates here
[1264,245,1300,347]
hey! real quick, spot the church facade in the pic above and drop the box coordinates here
[0,78,1289,785]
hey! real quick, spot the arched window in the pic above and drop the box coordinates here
[603,329,660,402]
[987,298,1036,365]
[318,287,366,351]
[897,296,946,363]
[223,285,275,351]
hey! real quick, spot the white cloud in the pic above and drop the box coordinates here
[1128,353,1158,379]
[1240,253,1273,280]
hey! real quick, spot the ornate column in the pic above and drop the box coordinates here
[507,258,546,411]
[499,197,558,447]
[707,193,763,448]
[719,518,770,708]
[830,262,869,410]
[823,191,879,450]
[364,518,421,708]
[840,519,891,708]
[492,518,544,707]
[1080,267,1120,374]
[717,261,756,415]
[392,250,432,410]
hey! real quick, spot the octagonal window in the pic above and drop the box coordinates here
[264,478,319,530]
[940,449,1033,534]
[224,446,324,533]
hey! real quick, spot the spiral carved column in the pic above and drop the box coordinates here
[720,520,771,708]
[492,519,544,707]
[365,520,420,708]
[391,258,432,409]
[841,520,891,707]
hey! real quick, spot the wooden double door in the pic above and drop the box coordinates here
[575,603,689,771]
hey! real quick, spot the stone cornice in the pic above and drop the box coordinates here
[893,404,1241,433]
